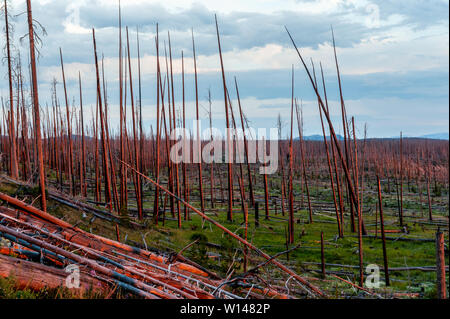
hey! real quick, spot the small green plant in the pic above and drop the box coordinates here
[189,233,209,264]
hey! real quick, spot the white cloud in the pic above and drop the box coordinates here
[2,0,448,137]
[38,20,448,86]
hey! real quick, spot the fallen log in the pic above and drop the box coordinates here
[0,254,107,295]
[0,176,143,229]
[48,193,144,229]
[368,230,402,234]
[350,235,435,242]
[0,246,63,266]
[302,262,449,272]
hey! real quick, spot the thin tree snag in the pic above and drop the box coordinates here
[360,124,367,234]
[399,132,403,226]
[118,0,126,213]
[79,72,87,197]
[121,160,325,298]
[207,89,215,209]
[115,224,121,243]
[126,26,142,220]
[320,63,345,232]
[101,55,119,212]
[137,26,144,219]
[263,139,270,220]
[191,29,205,215]
[320,232,326,278]
[277,115,287,217]
[160,74,174,222]
[19,61,31,180]
[316,63,342,237]
[215,15,233,222]
[288,66,295,244]
[435,231,447,299]
[234,77,255,207]
[295,101,313,223]
[153,24,161,224]
[352,117,364,287]
[181,50,189,221]
[168,31,181,227]
[3,0,18,179]
[227,91,247,214]
[226,96,249,272]
[376,175,390,286]
[59,48,75,196]
[92,29,112,211]
[426,145,433,222]
[94,98,100,202]
[163,42,175,220]
[26,0,46,212]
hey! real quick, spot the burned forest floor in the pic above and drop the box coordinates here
[0,171,448,299]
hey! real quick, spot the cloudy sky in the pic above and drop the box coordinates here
[1,0,448,138]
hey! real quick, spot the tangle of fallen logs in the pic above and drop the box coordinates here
[0,191,292,299]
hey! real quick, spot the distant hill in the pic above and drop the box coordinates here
[297,133,448,141]
[298,134,344,141]
[390,132,449,140]
[417,132,449,140]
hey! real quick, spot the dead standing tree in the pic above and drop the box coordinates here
[59,48,75,196]
[191,29,205,215]
[215,15,233,222]
[235,78,255,208]
[288,67,295,243]
[25,0,46,211]
[92,29,112,211]
[295,101,313,224]
[78,72,86,197]
[2,0,19,179]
